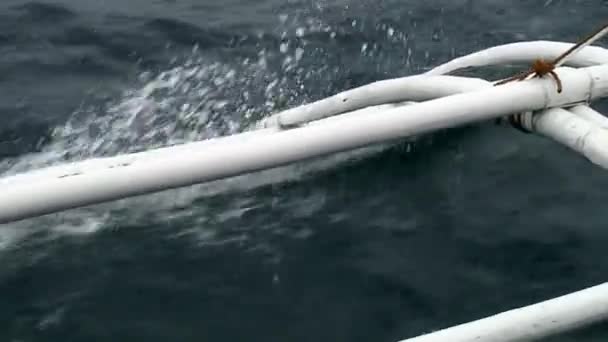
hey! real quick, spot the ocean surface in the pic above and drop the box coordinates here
[1,0,608,341]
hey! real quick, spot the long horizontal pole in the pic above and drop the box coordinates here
[399,282,608,342]
[531,107,608,168]
[0,65,603,224]
[426,41,608,76]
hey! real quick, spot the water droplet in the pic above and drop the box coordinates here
[280,42,289,53]
[266,80,278,93]
[295,48,304,62]
[432,28,442,42]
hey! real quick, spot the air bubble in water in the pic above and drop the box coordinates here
[280,42,289,53]
[432,28,442,42]
[295,48,304,62]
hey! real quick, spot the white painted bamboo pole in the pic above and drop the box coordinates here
[523,107,608,168]
[268,41,608,128]
[2,75,482,189]
[0,65,606,224]
[0,101,412,188]
[0,127,282,186]
[569,104,608,128]
[426,41,608,76]
[421,39,608,169]
[0,76,484,188]
[260,75,490,128]
[399,282,608,342]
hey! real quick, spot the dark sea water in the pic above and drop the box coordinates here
[1,0,608,341]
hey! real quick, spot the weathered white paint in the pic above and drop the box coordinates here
[569,104,608,128]
[399,282,608,342]
[263,75,490,128]
[426,41,608,76]
[0,65,605,224]
[532,107,608,168]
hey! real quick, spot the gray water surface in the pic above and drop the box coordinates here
[0,1,607,341]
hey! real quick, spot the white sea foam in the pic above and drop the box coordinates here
[0,15,407,251]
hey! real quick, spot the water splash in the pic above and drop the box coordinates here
[0,12,409,252]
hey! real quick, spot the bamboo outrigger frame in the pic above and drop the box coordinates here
[2,24,608,342]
